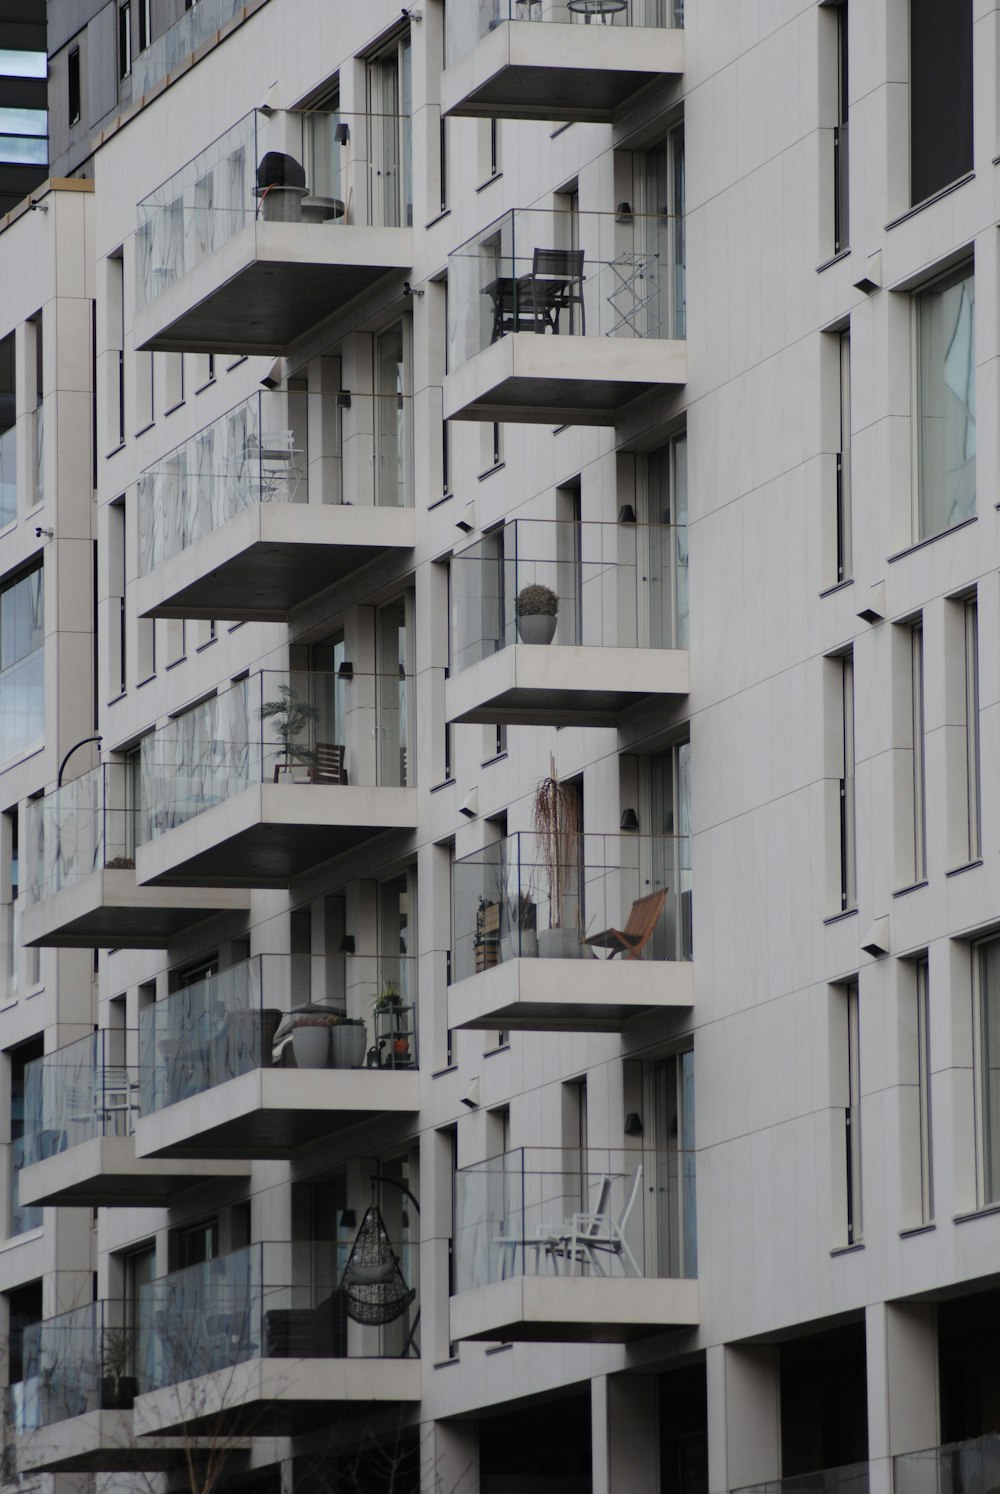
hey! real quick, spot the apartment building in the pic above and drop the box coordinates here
[0,0,994,1491]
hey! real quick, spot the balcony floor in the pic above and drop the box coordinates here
[448,955,693,1033]
[136,505,417,623]
[442,21,684,122]
[450,1275,699,1344]
[133,223,413,356]
[446,643,689,727]
[134,1358,422,1437]
[135,784,418,889]
[133,1067,421,1160]
[20,869,250,949]
[16,1411,231,1474]
[443,332,686,426]
[17,1136,250,1209]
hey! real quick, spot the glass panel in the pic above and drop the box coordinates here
[0,566,43,764]
[24,762,135,906]
[13,1301,137,1430]
[895,1435,1000,1494]
[126,0,245,101]
[733,1464,870,1494]
[917,264,976,540]
[446,0,681,69]
[0,51,47,79]
[23,1029,137,1161]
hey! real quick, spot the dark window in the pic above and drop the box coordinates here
[910,0,973,205]
[834,1,849,250]
[939,1289,1000,1441]
[118,2,132,79]
[780,1322,868,1475]
[67,46,81,126]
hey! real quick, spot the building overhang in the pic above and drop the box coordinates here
[448,955,693,1033]
[445,643,689,727]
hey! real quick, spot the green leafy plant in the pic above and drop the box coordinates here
[375,981,402,1011]
[515,583,558,617]
[260,683,320,772]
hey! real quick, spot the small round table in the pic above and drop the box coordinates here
[567,0,628,22]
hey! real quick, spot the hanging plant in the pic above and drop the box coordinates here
[532,770,580,931]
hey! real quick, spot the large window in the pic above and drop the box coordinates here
[838,652,856,912]
[977,941,1000,1205]
[910,0,973,206]
[915,263,975,541]
[0,565,43,764]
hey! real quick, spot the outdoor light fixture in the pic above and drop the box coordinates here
[460,1077,480,1109]
[624,1113,643,1136]
[456,501,476,534]
[617,504,636,524]
[336,390,351,409]
[620,808,639,832]
[339,1209,356,1229]
[337,660,354,680]
[459,788,478,820]
[339,934,356,954]
[334,122,350,145]
[614,201,633,224]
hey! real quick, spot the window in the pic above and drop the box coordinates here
[833,1,849,250]
[0,565,43,764]
[910,0,973,206]
[0,107,47,167]
[915,958,933,1222]
[909,621,926,881]
[844,980,862,1243]
[367,31,412,227]
[838,652,856,912]
[961,595,981,862]
[0,332,15,528]
[915,262,975,540]
[138,0,151,52]
[976,941,1000,1205]
[67,46,81,127]
[836,328,851,581]
[118,2,132,80]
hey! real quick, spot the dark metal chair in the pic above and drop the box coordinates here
[529,247,586,334]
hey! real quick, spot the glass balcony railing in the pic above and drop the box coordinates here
[895,1435,1000,1494]
[123,0,246,104]
[0,646,43,768]
[735,1465,870,1494]
[9,1135,42,1238]
[450,517,687,673]
[24,764,136,907]
[0,423,15,528]
[139,1239,419,1391]
[137,387,413,576]
[452,831,691,980]
[139,954,417,1116]
[447,207,685,368]
[22,1030,137,1166]
[136,107,413,310]
[454,1146,696,1291]
[446,0,682,68]
[11,1301,138,1432]
[139,668,412,845]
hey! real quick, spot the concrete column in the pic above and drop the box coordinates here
[424,1417,478,1494]
[599,1373,659,1494]
[707,1342,781,1494]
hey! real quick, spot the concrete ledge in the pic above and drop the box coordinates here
[136,504,417,622]
[134,1357,422,1437]
[448,955,693,1033]
[446,643,689,727]
[18,1135,250,1208]
[442,20,684,121]
[21,869,250,949]
[450,1275,699,1343]
[133,1067,421,1160]
[16,1409,214,1474]
[443,333,686,426]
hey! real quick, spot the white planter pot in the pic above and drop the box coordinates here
[291,1026,330,1068]
[330,1023,368,1069]
[516,613,557,645]
[538,927,582,960]
[500,929,539,963]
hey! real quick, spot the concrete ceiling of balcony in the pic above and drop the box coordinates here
[18,1136,250,1209]
[20,870,250,949]
[448,955,694,1033]
[16,1412,222,1476]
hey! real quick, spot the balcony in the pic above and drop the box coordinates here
[133,955,419,1160]
[445,208,685,426]
[448,517,688,727]
[21,764,249,949]
[135,388,416,623]
[122,0,245,106]
[16,1030,248,1209]
[451,1147,698,1342]
[735,1466,870,1494]
[450,831,691,1032]
[135,669,417,890]
[895,1436,999,1494]
[133,109,413,356]
[133,1241,421,1436]
[11,1301,198,1474]
[443,0,683,124]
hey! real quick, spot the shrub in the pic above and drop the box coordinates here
[515,583,558,617]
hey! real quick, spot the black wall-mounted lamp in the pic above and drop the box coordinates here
[336,390,352,409]
[615,201,634,225]
[334,122,350,145]
[339,934,356,954]
[617,504,636,525]
[624,1112,643,1136]
[339,1208,357,1228]
[620,808,639,832]
[338,661,354,680]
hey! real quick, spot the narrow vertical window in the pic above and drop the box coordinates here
[845,979,862,1244]
[962,595,981,862]
[910,621,926,881]
[977,940,1000,1205]
[0,332,15,528]
[840,652,856,912]
[837,327,851,581]
[489,118,500,179]
[439,114,448,212]
[67,46,81,127]
[915,958,933,1222]
[915,263,975,541]
[909,0,973,206]
[118,2,132,80]
[138,0,151,52]
[833,1,849,251]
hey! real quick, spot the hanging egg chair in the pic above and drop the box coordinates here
[341,1203,416,1327]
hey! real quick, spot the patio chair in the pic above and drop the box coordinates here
[542,1165,644,1277]
[529,247,586,334]
[581,887,667,960]
[309,742,346,785]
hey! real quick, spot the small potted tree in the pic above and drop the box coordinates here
[101,1326,138,1410]
[500,891,537,962]
[515,583,558,645]
[260,683,319,782]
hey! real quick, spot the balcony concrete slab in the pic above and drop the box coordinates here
[136,504,417,623]
[442,20,683,123]
[21,869,250,949]
[133,223,413,356]
[448,955,693,1033]
[16,1411,224,1474]
[135,784,418,889]
[445,643,689,727]
[134,1357,422,1437]
[443,332,685,426]
[17,1135,250,1209]
[450,1275,699,1344]
[133,1067,421,1160]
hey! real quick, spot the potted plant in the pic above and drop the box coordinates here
[101,1326,138,1410]
[290,1012,336,1068]
[515,582,558,645]
[533,768,582,960]
[330,1015,368,1070]
[260,683,320,782]
[500,890,538,963]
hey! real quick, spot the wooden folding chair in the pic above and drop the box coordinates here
[309,742,346,785]
[581,888,667,960]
